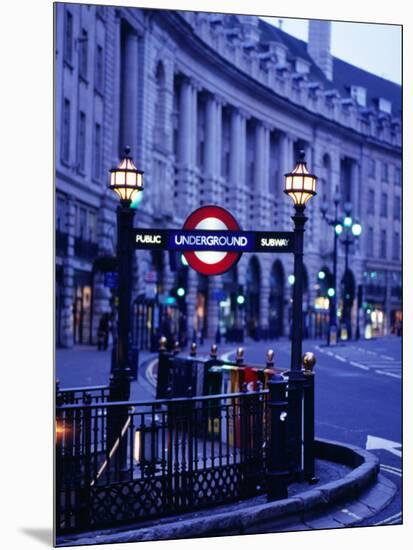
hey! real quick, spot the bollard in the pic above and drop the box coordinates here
[172,340,180,355]
[159,335,168,352]
[210,343,218,359]
[156,336,173,399]
[236,347,244,365]
[267,373,289,501]
[266,349,275,368]
[190,341,197,357]
[302,352,318,484]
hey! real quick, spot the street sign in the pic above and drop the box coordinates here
[182,205,242,275]
[132,206,295,275]
[133,228,294,252]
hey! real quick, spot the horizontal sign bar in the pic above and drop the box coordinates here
[133,229,295,253]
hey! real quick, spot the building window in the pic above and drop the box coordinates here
[381,162,389,182]
[393,232,400,261]
[92,123,102,180]
[378,97,392,114]
[395,167,401,186]
[351,86,366,107]
[196,100,205,169]
[221,110,231,179]
[56,196,67,232]
[76,206,88,239]
[393,196,401,220]
[367,189,375,214]
[64,10,73,64]
[368,158,375,178]
[74,204,98,242]
[61,98,71,163]
[79,29,88,80]
[88,211,97,242]
[367,227,374,257]
[77,111,86,172]
[380,193,388,217]
[95,44,104,92]
[380,230,387,258]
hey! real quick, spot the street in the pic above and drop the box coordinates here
[231,336,402,528]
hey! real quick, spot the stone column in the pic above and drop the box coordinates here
[352,160,361,219]
[254,123,265,192]
[239,113,247,227]
[120,29,138,153]
[259,272,271,337]
[230,109,242,186]
[203,93,217,203]
[204,94,216,177]
[254,122,271,228]
[176,77,194,215]
[230,109,247,226]
[215,98,223,185]
[60,196,76,348]
[280,133,294,228]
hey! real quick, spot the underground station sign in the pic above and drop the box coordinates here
[132,205,294,275]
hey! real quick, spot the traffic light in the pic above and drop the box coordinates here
[237,294,245,305]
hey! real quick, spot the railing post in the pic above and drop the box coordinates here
[267,373,289,501]
[156,336,170,399]
[302,352,318,483]
[79,392,92,529]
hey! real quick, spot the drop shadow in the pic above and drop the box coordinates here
[20,528,53,546]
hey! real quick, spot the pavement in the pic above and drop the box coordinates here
[57,439,396,546]
[55,334,402,540]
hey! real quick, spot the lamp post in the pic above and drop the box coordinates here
[339,202,362,341]
[284,150,317,375]
[108,146,144,402]
[320,192,341,345]
[282,150,317,479]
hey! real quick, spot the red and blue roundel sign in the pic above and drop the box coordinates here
[183,205,241,275]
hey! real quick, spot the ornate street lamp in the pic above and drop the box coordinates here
[284,151,317,207]
[340,206,362,340]
[320,191,341,345]
[109,145,144,204]
[281,149,317,479]
[284,150,317,375]
[108,146,144,403]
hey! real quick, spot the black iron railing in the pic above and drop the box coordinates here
[56,391,269,533]
[56,345,317,535]
[56,384,111,405]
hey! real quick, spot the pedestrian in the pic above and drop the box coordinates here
[97,314,109,351]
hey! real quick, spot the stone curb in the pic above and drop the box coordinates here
[58,438,382,546]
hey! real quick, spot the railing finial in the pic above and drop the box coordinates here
[236,347,244,365]
[302,351,316,373]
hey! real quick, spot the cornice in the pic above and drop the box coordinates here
[146,9,401,155]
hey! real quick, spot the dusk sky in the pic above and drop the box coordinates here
[264,17,402,85]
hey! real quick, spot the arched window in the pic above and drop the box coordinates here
[321,153,332,203]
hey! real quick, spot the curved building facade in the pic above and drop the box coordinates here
[55,4,402,348]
